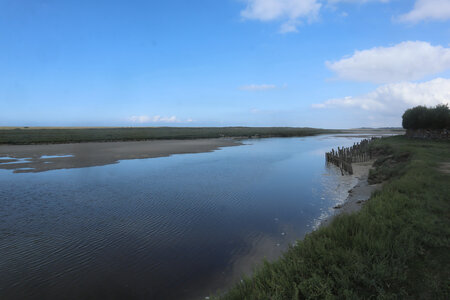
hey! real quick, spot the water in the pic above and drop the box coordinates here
[39,155,75,159]
[0,135,374,299]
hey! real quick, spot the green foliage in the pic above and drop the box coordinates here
[368,145,410,184]
[219,136,450,299]
[402,104,450,130]
[0,127,336,145]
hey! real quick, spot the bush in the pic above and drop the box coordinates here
[402,104,450,130]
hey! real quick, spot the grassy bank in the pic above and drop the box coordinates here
[0,127,336,144]
[220,136,449,299]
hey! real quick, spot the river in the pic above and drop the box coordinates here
[0,134,386,299]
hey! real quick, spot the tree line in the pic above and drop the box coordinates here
[402,104,450,130]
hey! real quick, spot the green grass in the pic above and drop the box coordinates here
[0,127,336,144]
[219,136,450,299]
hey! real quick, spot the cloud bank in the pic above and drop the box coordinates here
[313,78,450,113]
[398,0,450,23]
[240,0,321,33]
[326,41,450,83]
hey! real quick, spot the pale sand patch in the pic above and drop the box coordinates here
[321,160,382,226]
[0,139,242,173]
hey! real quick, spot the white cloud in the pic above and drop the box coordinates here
[398,0,450,23]
[312,78,450,113]
[129,115,181,124]
[326,41,450,83]
[240,0,321,33]
[279,20,300,33]
[328,0,389,3]
[239,84,278,91]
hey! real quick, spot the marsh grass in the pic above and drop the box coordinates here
[219,136,450,299]
[0,127,334,144]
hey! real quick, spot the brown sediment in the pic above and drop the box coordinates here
[321,160,383,227]
[0,138,242,173]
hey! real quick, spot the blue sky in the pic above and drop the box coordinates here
[1,0,449,128]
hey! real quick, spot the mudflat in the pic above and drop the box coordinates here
[337,161,383,215]
[320,160,382,227]
[0,138,241,173]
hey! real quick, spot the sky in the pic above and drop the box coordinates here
[1,0,449,128]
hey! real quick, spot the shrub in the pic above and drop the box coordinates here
[402,104,450,130]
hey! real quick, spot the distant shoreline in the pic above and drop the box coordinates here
[0,127,403,145]
[0,129,405,173]
[0,127,334,145]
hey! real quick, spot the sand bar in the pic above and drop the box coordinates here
[0,138,242,173]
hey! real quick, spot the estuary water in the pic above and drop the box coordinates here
[1,135,378,299]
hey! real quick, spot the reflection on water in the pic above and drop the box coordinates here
[0,157,33,165]
[40,155,75,159]
[0,155,75,172]
[0,135,379,299]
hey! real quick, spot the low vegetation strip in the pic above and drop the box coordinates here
[219,135,450,299]
[0,127,335,145]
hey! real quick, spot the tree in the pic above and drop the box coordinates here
[402,104,450,130]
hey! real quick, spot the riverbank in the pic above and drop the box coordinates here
[0,127,405,145]
[220,135,450,299]
[0,127,335,144]
[320,160,383,228]
[0,131,401,173]
[0,138,241,173]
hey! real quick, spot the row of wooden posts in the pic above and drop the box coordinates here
[325,138,378,175]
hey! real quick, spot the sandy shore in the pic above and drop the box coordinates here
[0,138,242,173]
[321,160,383,227]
